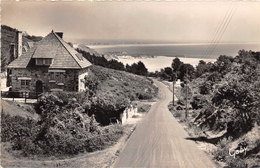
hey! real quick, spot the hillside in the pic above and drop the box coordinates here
[85,65,158,125]
[73,44,101,57]
[88,65,158,101]
[1,100,39,120]
[168,50,260,167]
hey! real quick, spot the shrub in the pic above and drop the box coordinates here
[226,157,248,168]
[137,104,151,113]
[190,95,208,110]
[199,81,212,95]
[213,137,233,162]
[2,98,124,157]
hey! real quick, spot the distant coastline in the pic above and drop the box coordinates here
[87,43,260,59]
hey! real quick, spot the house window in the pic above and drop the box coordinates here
[44,58,52,65]
[9,43,15,62]
[59,72,65,83]
[50,72,55,80]
[21,80,30,89]
[36,58,53,65]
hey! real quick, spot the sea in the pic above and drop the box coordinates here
[88,43,260,59]
[87,43,260,72]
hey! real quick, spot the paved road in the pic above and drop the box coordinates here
[112,80,216,168]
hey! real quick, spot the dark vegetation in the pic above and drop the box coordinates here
[148,57,196,81]
[86,65,158,125]
[168,50,260,167]
[1,65,158,158]
[77,49,148,76]
[24,34,43,42]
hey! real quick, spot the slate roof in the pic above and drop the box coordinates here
[8,31,92,69]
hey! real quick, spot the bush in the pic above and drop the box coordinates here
[190,95,208,110]
[137,104,151,113]
[213,137,233,162]
[1,113,38,142]
[199,81,212,95]
[2,97,124,157]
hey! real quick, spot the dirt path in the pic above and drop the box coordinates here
[112,80,216,168]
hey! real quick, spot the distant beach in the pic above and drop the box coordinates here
[88,43,259,72]
[117,56,216,72]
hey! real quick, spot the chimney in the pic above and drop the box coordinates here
[16,31,23,58]
[55,32,63,39]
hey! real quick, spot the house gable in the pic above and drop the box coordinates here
[8,30,92,70]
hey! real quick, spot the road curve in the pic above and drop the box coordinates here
[112,80,216,168]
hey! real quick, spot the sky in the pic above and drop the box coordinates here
[1,1,260,44]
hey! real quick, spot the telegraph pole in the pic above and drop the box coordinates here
[185,81,188,119]
[172,73,176,106]
[185,69,189,119]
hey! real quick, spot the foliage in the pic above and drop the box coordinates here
[126,61,148,76]
[89,65,158,102]
[83,65,157,125]
[1,113,38,143]
[213,137,233,162]
[77,49,125,71]
[88,94,128,125]
[195,60,212,77]
[199,81,212,95]
[190,95,208,110]
[210,55,234,75]
[24,35,43,42]
[137,104,151,113]
[187,50,260,137]
[171,57,183,73]
[1,92,124,157]
[77,49,147,75]
[212,81,256,135]
[178,63,195,81]
[206,72,222,83]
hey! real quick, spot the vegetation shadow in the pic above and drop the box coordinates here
[185,133,228,145]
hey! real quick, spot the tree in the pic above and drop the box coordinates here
[178,63,195,81]
[212,81,256,136]
[127,61,148,76]
[125,64,131,72]
[172,57,183,74]
[211,55,234,74]
[199,81,212,95]
[136,61,148,76]
[164,67,173,81]
[159,68,171,81]
[195,60,211,77]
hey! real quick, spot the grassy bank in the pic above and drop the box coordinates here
[168,51,260,168]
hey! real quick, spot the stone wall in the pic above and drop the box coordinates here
[78,67,89,91]
[121,105,138,124]
[1,25,18,65]
[10,67,85,93]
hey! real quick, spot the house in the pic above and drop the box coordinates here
[7,30,92,96]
